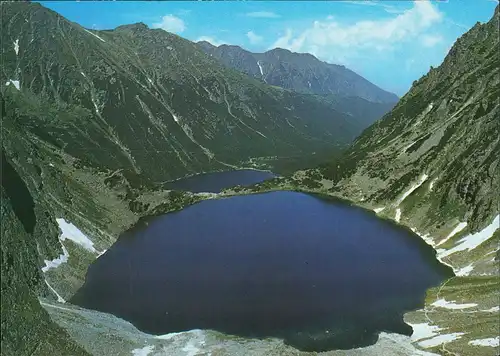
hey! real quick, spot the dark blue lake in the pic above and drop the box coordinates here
[163,169,275,193]
[71,191,452,352]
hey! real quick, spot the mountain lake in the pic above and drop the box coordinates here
[72,175,452,352]
[163,169,276,193]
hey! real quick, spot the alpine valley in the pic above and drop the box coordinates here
[1,2,498,356]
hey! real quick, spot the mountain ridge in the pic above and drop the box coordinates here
[197,40,399,104]
[2,1,380,182]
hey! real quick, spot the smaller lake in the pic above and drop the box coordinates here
[163,169,276,193]
[72,191,452,352]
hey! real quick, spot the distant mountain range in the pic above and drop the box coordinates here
[2,2,396,184]
[197,41,399,104]
[1,2,499,356]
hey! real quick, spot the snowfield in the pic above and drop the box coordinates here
[131,345,155,356]
[439,215,499,258]
[41,243,69,273]
[437,221,468,246]
[431,299,477,310]
[418,333,464,348]
[409,323,442,342]
[397,174,428,204]
[395,208,402,222]
[5,80,20,90]
[56,218,97,252]
[468,337,499,347]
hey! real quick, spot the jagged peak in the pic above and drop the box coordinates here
[115,22,149,32]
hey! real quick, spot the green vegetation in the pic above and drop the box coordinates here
[1,2,499,356]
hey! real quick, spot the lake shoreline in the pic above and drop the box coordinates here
[40,171,498,356]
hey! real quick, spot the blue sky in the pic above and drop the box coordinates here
[43,0,498,96]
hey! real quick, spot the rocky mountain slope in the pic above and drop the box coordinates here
[2,2,383,183]
[1,2,498,356]
[0,2,390,354]
[247,5,498,356]
[197,41,399,104]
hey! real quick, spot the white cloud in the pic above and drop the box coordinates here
[421,34,443,47]
[246,11,280,18]
[246,31,263,44]
[152,14,185,33]
[196,36,224,47]
[270,0,443,64]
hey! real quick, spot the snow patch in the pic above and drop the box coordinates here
[80,71,87,78]
[403,141,417,152]
[409,323,442,342]
[56,218,96,253]
[83,28,106,42]
[44,279,66,303]
[155,330,205,356]
[182,340,202,356]
[41,243,69,272]
[395,208,402,222]
[97,249,107,258]
[482,306,499,312]
[437,222,468,246]
[172,113,180,123]
[14,39,19,55]
[308,81,311,88]
[428,178,437,192]
[375,333,440,356]
[485,248,498,256]
[374,207,385,213]
[439,215,499,259]
[5,80,20,90]
[411,228,435,247]
[49,163,55,167]
[42,219,99,272]
[131,345,155,356]
[257,60,264,76]
[455,264,474,276]
[418,333,464,348]
[431,298,477,310]
[397,174,428,205]
[155,331,187,340]
[469,337,499,347]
